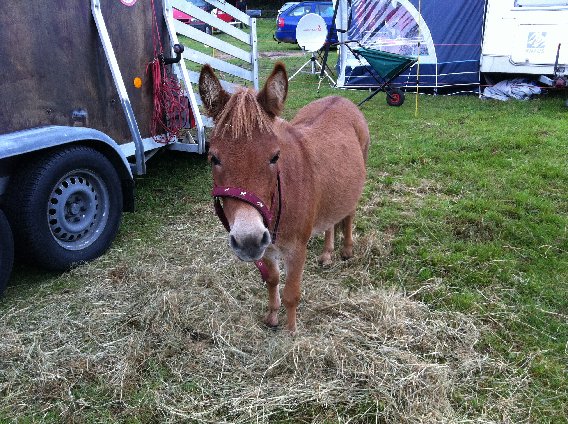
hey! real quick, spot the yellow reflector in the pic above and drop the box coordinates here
[133,77,142,88]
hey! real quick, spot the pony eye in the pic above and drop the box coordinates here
[210,155,221,166]
[270,152,280,164]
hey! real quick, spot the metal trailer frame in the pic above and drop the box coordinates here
[94,0,259,171]
[163,0,259,156]
[0,0,258,178]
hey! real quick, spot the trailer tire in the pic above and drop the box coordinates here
[5,146,123,271]
[0,209,14,296]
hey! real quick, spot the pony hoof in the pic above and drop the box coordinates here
[341,248,353,260]
[318,253,333,267]
[285,324,297,336]
[264,312,279,328]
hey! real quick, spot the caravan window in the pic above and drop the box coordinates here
[515,0,568,6]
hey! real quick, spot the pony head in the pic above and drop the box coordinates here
[199,62,288,262]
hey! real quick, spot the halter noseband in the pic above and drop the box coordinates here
[212,171,282,281]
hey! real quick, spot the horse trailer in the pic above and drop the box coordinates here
[0,0,258,294]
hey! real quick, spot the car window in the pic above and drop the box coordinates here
[281,2,299,12]
[289,5,312,17]
[188,0,207,6]
[315,4,334,18]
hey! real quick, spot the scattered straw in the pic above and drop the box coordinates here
[0,204,531,422]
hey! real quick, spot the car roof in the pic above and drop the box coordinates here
[290,1,333,4]
[284,1,333,12]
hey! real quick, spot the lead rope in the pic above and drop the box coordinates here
[148,0,187,143]
[255,172,283,282]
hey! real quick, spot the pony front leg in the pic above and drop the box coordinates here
[262,256,281,328]
[282,247,307,334]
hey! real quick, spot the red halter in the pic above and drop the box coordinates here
[212,171,282,281]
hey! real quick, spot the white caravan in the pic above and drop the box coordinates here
[481,0,568,83]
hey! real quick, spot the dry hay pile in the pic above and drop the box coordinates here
[0,205,529,422]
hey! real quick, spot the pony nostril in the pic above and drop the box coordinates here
[230,235,239,249]
[261,230,270,246]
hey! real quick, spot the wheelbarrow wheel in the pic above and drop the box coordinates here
[386,88,405,107]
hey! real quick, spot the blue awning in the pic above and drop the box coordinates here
[338,0,485,91]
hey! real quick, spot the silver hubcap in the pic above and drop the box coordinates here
[47,170,110,250]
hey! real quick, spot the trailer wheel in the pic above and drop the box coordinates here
[5,146,123,271]
[386,88,405,107]
[0,209,14,296]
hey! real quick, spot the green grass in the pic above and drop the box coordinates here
[2,18,567,423]
[355,94,568,421]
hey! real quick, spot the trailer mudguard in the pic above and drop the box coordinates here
[0,126,130,173]
[0,125,134,211]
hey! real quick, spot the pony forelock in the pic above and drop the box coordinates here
[211,88,275,141]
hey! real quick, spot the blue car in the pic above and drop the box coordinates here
[274,1,337,45]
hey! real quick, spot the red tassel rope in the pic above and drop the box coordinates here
[148,0,188,143]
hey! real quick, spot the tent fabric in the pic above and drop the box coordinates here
[482,79,542,101]
[337,0,485,91]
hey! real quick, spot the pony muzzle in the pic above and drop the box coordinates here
[212,180,281,262]
[228,207,271,261]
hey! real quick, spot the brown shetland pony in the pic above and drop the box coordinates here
[199,62,369,334]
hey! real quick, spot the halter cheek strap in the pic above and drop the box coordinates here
[212,171,283,282]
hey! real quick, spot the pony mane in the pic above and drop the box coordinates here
[212,88,275,141]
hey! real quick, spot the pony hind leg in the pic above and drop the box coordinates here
[318,226,335,267]
[341,212,355,260]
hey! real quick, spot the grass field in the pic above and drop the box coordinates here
[1,18,567,423]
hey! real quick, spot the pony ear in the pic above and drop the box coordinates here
[257,62,288,118]
[199,64,231,120]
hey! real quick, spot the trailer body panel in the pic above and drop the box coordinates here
[0,0,168,142]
